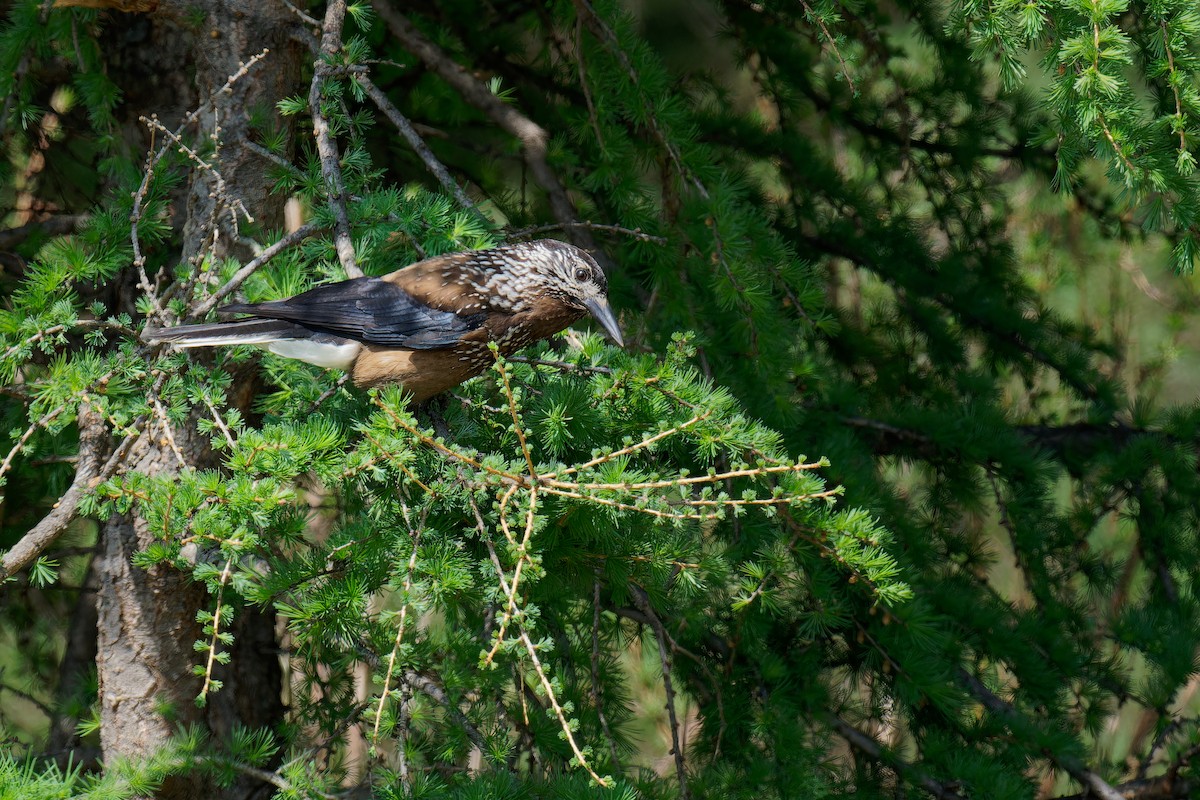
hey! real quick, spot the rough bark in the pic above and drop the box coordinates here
[93,3,302,797]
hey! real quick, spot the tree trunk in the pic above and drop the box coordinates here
[93,3,302,797]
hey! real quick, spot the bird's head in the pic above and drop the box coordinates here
[482,240,624,346]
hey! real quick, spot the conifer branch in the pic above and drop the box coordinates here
[797,0,857,94]
[401,669,489,753]
[0,402,67,490]
[197,557,235,705]
[200,395,237,450]
[192,223,325,317]
[0,409,139,583]
[516,626,610,786]
[310,0,362,279]
[355,73,482,218]
[828,714,967,800]
[631,585,689,799]
[590,576,622,769]
[483,484,541,667]
[956,668,1124,800]
[371,501,426,750]
[373,0,601,255]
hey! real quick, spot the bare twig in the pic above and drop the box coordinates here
[191,222,325,317]
[142,116,253,229]
[310,0,362,279]
[828,714,966,800]
[631,585,689,798]
[1,321,135,366]
[128,50,272,322]
[373,0,600,255]
[356,73,482,218]
[280,0,320,27]
[956,669,1124,800]
[508,221,667,244]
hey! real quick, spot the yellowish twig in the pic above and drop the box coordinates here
[199,556,235,703]
[517,626,611,786]
[371,502,426,748]
[483,485,539,667]
[548,411,710,478]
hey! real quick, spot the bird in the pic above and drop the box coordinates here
[143,239,624,403]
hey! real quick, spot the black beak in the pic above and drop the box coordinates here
[585,297,624,347]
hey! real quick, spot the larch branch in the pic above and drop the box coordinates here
[310,0,362,278]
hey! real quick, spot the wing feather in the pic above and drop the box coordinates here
[221,278,483,349]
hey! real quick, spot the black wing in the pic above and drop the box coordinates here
[220,277,484,349]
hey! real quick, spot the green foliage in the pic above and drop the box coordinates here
[955,0,1200,271]
[3,0,1200,798]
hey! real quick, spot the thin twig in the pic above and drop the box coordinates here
[356,73,482,218]
[0,402,67,490]
[241,140,306,182]
[631,585,689,798]
[507,221,666,244]
[403,669,489,752]
[495,357,538,479]
[591,577,622,768]
[310,0,362,279]
[128,50,272,323]
[371,502,427,747]
[550,412,709,478]
[191,222,325,317]
[373,0,601,255]
[280,0,320,27]
[142,116,252,228]
[482,485,539,667]
[797,0,856,94]
[1,321,136,366]
[828,714,966,799]
[201,395,237,449]
[308,373,351,415]
[0,410,141,582]
[198,557,235,703]
[227,762,338,800]
[517,627,611,785]
[956,668,1124,800]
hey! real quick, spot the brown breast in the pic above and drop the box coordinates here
[351,295,585,402]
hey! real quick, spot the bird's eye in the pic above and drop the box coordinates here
[574,267,590,282]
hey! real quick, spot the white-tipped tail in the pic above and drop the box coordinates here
[143,320,360,370]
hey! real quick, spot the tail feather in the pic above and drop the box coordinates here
[143,319,308,348]
[143,318,361,370]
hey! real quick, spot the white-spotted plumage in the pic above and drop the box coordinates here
[143,239,623,402]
